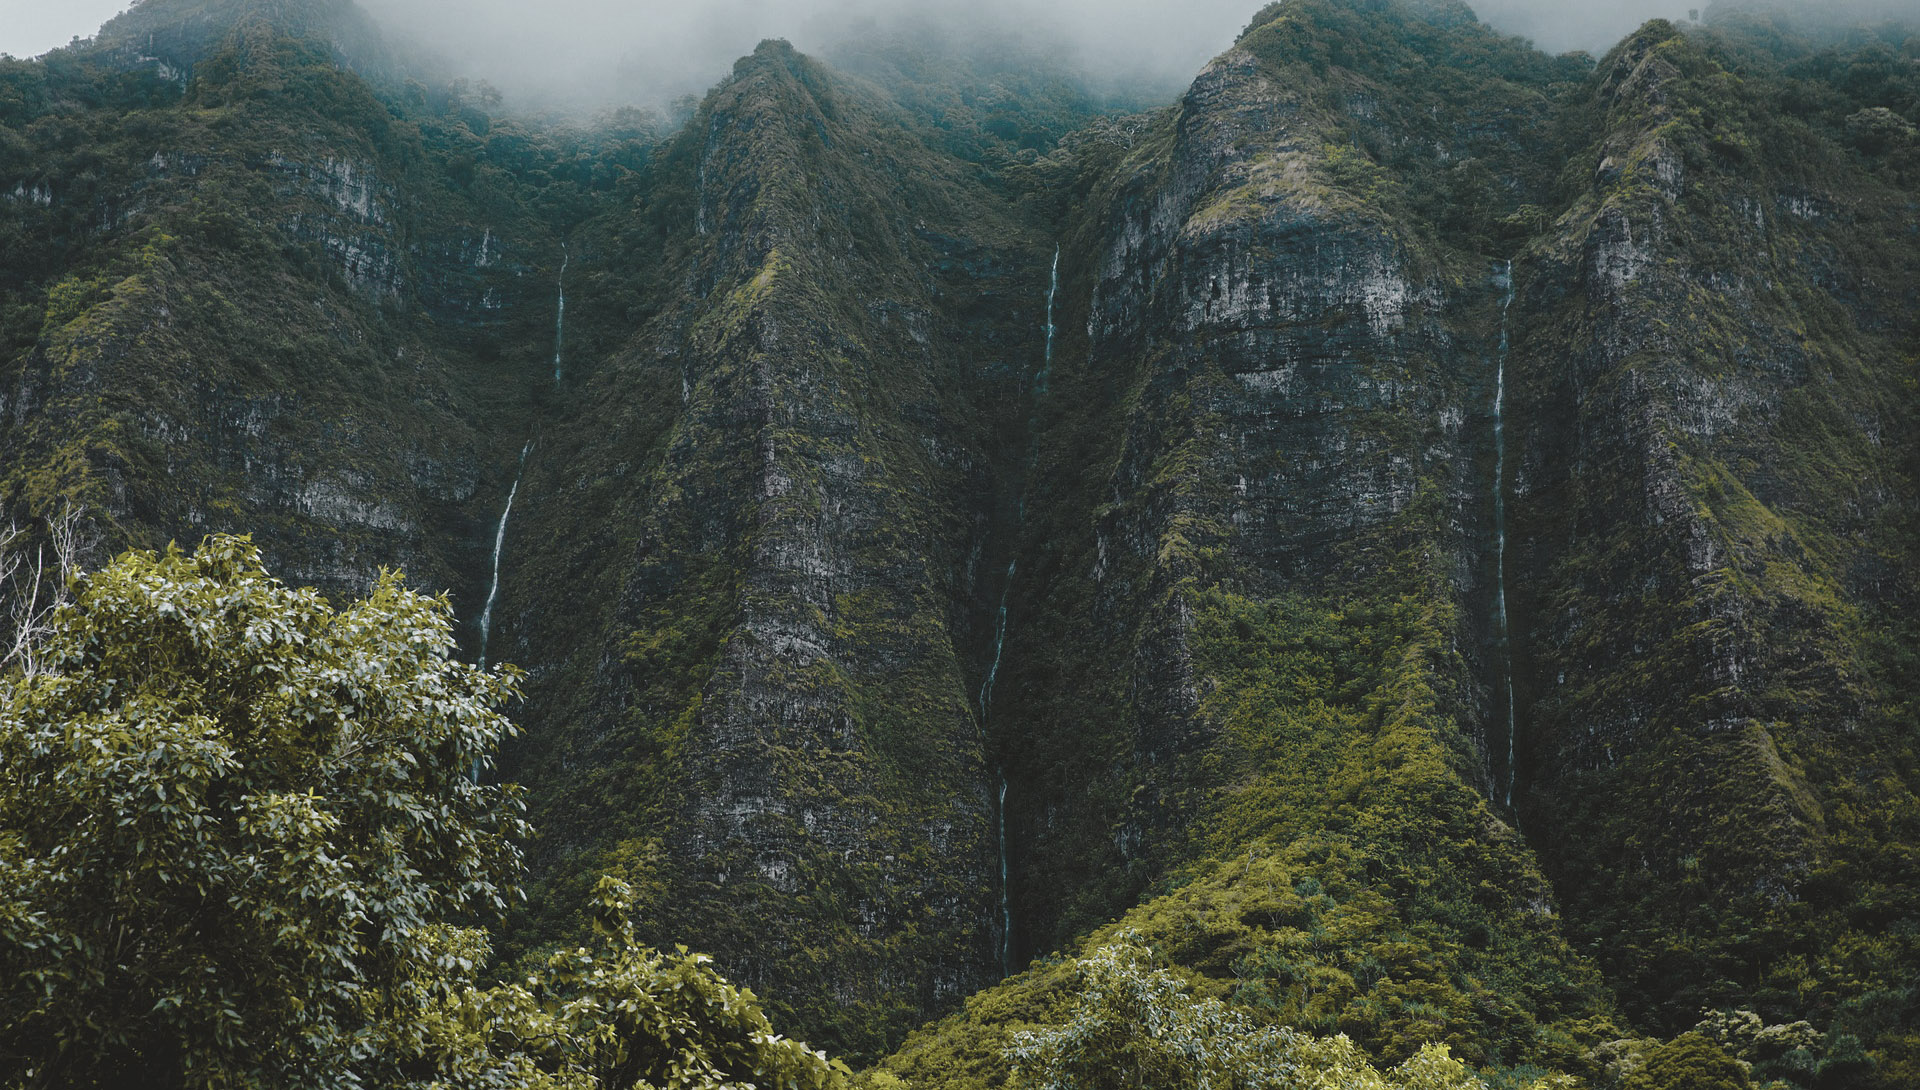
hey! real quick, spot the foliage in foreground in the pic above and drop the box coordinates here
[0,535,846,1090]
[1005,934,1561,1090]
[422,876,846,1090]
[0,536,1583,1090]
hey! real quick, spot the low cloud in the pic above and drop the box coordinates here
[355,0,1719,110]
[16,0,1919,111]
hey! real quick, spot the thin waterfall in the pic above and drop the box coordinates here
[1493,260,1516,808]
[979,560,1015,716]
[552,245,568,383]
[478,441,531,669]
[980,560,1017,978]
[1037,246,1059,392]
[997,776,1013,977]
[976,245,1062,979]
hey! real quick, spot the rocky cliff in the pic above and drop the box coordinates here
[487,41,1068,1057]
[1510,17,1920,1051]
[4,0,1919,1084]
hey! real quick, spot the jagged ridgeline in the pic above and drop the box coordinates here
[2,0,1918,1085]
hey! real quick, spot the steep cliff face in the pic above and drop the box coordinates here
[7,0,1920,1084]
[1510,18,1920,1046]
[0,21,562,606]
[488,41,1060,1058]
[1040,0,1514,957]
[900,1,1614,1078]
[886,6,1920,1085]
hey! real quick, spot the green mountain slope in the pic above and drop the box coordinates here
[883,3,1614,1082]
[3,1,1919,1086]
[488,39,1066,1059]
[1509,15,1920,1075]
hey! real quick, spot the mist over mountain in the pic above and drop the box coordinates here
[352,0,1706,108]
[12,0,1920,110]
[281,0,1920,110]
[0,0,1716,108]
[6,0,1920,1087]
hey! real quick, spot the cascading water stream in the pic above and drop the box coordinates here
[1037,246,1059,392]
[978,559,1017,975]
[977,558,1018,978]
[552,245,568,383]
[976,244,1063,978]
[979,560,1015,715]
[1493,260,1517,808]
[478,440,531,669]
[997,777,1012,976]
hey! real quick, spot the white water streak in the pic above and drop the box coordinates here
[552,245,568,383]
[998,776,1013,977]
[979,560,1016,718]
[980,245,1065,979]
[1037,246,1059,392]
[1494,260,1516,808]
[478,441,532,668]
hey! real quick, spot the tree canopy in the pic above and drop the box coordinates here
[1005,933,1563,1090]
[0,534,848,1090]
[0,534,526,1086]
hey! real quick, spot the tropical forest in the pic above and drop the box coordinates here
[1,0,1918,1087]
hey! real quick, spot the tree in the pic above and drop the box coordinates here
[420,877,851,1090]
[0,503,87,675]
[0,535,527,1088]
[0,533,852,1090]
[1005,933,1498,1090]
[1624,1032,1751,1090]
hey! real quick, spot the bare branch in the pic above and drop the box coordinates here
[0,502,90,675]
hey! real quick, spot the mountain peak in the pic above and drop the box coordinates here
[92,0,409,88]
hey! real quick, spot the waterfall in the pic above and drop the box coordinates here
[977,245,1064,979]
[1037,246,1059,392]
[552,245,568,383]
[1493,260,1516,808]
[979,560,1015,716]
[997,776,1013,977]
[978,557,1016,976]
[478,441,531,669]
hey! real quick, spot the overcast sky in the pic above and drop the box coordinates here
[3,0,1909,107]
[0,0,135,59]
[0,0,1702,101]
[366,0,1699,107]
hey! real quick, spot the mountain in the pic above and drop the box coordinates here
[3,0,1918,1085]
[1513,10,1920,1047]
[492,38,1055,1057]
[90,0,421,88]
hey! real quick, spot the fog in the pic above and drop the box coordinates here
[0,0,136,59]
[359,0,1914,111]
[354,0,1703,110]
[6,0,1920,109]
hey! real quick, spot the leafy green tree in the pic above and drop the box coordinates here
[1005,933,1537,1090]
[421,877,850,1090]
[1624,1033,1751,1090]
[1815,1033,1876,1089]
[0,534,851,1090]
[0,535,525,1087]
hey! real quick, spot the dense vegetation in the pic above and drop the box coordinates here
[0,535,849,1088]
[1508,14,1920,1085]
[0,534,1594,1089]
[3,0,1919,1087]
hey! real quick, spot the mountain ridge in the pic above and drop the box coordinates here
[3,0,1918,1085]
